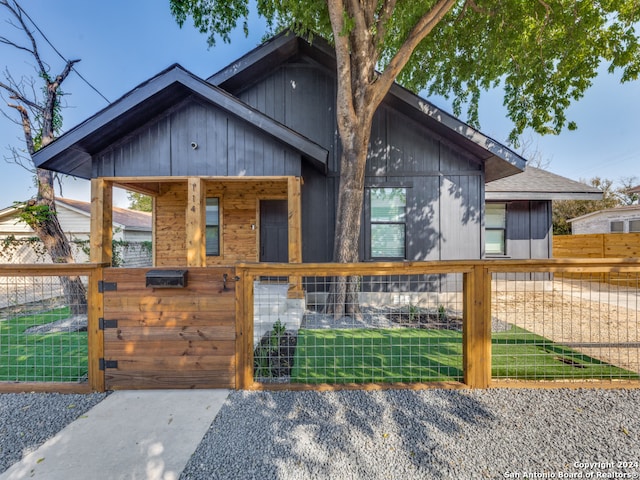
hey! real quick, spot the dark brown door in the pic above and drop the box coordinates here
[260,200,288,262]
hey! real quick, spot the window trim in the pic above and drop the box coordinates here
[485,202,507,257]
[368,187,407,260]
[205,197,220,256]
[610,220,624,233]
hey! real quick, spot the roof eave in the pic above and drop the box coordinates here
[486,191,604,201]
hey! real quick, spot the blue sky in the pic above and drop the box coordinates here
[1,1,638,208]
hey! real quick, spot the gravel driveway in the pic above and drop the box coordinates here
[5,388,638,479]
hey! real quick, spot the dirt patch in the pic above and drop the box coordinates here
[492,280,640,374]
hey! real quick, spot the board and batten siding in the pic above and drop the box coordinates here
[154,179,289,267]
[505,201,552,259]
[237,63,486,262]
[93,97,302,179]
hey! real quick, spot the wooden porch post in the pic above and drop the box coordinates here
[186,177,206,267]
[90,178,113,264]
[287,176,303,298]
[463,265,492,388]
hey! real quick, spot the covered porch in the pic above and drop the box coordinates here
[89,175,303,268]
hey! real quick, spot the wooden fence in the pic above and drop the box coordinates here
[0,258,639,393]
[553,234,640,286]
[553,233,640,258]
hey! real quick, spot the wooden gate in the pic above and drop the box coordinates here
[101,267,238,389]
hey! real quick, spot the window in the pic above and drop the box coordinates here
[630,219,640,233]
[485,203,506,256]
[610,221,624,233]
[369,188,406,259]
[206,198,220,256]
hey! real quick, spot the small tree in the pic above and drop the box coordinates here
[0,0,86,314]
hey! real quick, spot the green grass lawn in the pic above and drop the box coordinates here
[0,307,88,382]
[291,326,638,384]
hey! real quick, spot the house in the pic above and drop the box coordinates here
[569,205,640,234]
[485,166,601,257]
[0,197,152,265]
[30,33,596,268]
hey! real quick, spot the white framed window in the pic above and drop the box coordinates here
[485,203,506,256]
[610,221,624,233]
[629,219,640,233]
[369,187,406,259]
[206,198,220,256]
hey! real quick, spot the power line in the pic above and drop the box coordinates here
[15,2,111,104]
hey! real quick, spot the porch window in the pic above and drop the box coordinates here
[206,198,220,256]
[485,203,506,256]
[610,221,624,233]
[369,187,406,259]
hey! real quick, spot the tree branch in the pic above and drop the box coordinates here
[7,102,35,155]
[373,0,397,50]
[327,0,357,126]
[369,0,457,109]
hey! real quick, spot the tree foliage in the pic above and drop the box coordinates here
[127,192,153,212]
[170,0,640,144]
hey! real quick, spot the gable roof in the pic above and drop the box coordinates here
[32,64,329,178]
[485,166,602,201]
[209,32,527,182]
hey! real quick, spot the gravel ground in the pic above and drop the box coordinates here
[2,389,639,479]
[180,388,640,480]
[0,392,108,474]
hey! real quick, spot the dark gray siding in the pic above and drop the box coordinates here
[232,62,487,262]
[505,200,552,259]
[94,97,301,178]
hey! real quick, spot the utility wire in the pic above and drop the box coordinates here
[15,2,111,104]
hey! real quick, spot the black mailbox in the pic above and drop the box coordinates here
[145,269,188,288]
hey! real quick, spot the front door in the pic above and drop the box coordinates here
[260,200,289,262]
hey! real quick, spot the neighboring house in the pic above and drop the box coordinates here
[569,205,640,234]
[30,33,597,267]
[0,197,152,265]
[485,166,601,258]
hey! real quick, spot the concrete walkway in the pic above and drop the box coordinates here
[0,389,229,480]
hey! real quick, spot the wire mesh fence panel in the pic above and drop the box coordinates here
[252,273,464,385]
[491,271,640,382]
[0,274,89,383]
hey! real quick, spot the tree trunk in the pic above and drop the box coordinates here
[326,125,371,318]
[27,168,88,315]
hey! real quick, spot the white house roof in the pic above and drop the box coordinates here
[0,197,151,232]
[568,204,640,224]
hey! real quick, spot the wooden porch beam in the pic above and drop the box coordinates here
[90,178,113,264]
[287,176,303,298]
[186,177,206,267]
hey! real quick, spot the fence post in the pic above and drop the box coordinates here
[87,265,105,392]
[235,266,255,389]
[463,265,491,388]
